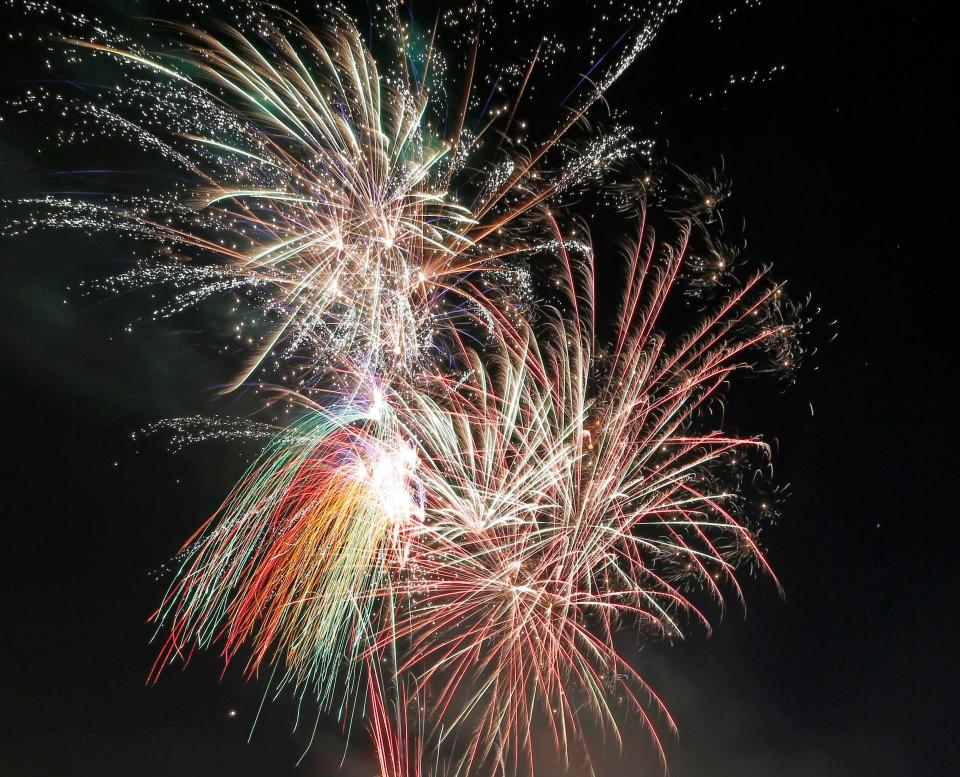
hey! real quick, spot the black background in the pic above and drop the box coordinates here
[1,1,955,775]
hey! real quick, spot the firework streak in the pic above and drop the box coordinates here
[5,1,801,775]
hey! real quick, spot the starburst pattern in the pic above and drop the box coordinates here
[3,2,801,775]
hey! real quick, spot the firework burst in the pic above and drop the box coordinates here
[149,205,798,775]
[150,398,423,710]
[379,209,796,774]
[4,1,802,775]
[5,1,659,395]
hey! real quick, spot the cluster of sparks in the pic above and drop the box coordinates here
[5,1,803,775]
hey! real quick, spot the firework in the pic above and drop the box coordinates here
[150,392,424,714]
[4,2,800,775]
[5,1,664,395]
[77,14,483,388]
[150,205,797,776]
[380,210,795,775]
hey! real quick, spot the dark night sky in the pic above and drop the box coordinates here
[0,1,955,775]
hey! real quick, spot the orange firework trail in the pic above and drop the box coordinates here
[151,401,424,711]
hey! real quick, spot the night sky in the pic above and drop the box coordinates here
[1,2,955,775]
